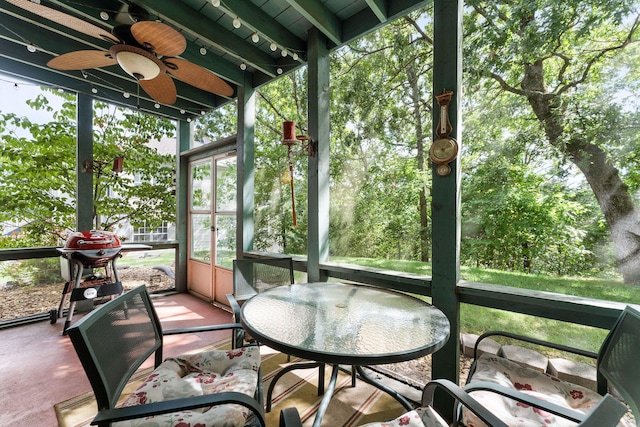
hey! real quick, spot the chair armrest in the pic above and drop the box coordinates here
[579,394,628,427]
[422,379,509,427]
[226,294,245,349]
[473,331,598,361]
[279,407,303,427]
[464,381,586,423]
[162,322,243,336]
[227,293,242,318]
[92,391,265,426]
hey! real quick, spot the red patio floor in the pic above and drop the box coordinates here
[0,292,234,426]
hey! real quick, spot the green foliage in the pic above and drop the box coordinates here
[460,0,640,278]
[0,90,176,244]
[328,12,433,260]
[0,257,62,286]
[253,70,310,254]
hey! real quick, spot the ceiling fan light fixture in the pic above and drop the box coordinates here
[116,51,160,80]
[110,45,164,81]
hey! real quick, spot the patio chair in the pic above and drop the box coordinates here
[227,257,334,409]
[227,256,295,349]
[67,285,266,427]
[462,305,640,427]
[277,380,628,426]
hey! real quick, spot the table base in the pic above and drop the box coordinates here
[267,361,415,427]
[266,362,326,412]
[313,365,414,427]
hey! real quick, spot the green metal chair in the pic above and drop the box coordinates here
[278,380,628,426]
[67,285,266,427]
[226,257,333,412]
[226,256,295,349]
[463,305,640,426]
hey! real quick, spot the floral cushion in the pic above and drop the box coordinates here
[114,346,261,427]
[463,353,634,427]
[359,407,448,427]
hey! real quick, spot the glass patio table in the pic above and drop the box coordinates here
[240,281,450,427]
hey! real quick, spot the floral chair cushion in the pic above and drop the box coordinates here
[114,346,261,427]
[359,407,448,427]
[463,353,634,427]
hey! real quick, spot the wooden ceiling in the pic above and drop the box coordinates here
[0,0,430,119]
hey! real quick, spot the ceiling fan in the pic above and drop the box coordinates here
[8,0,234,105]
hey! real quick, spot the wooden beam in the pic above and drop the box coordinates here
[207,0,306,55]
[458,281,633,329]
[365,0,388,22]
[286,0,342,46]
[341,0,431,45]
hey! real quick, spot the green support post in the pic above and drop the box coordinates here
[76,93,93,232]
[307,28,330,283]
[175,119,190,293]
[237,73,256,256]
[431,0,463,414]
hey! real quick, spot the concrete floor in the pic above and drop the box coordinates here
[0,292,234,426]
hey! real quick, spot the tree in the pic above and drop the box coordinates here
[0,89,176,245]
[329,12,434,260]
[464,0,640,282]
[254,70,310,254]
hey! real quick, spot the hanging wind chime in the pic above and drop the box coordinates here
[280,121,316,228]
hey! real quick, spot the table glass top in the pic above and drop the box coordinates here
[241,282,450,364]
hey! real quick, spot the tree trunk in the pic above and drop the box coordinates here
[406,64,430,262]
[522,61,640,283]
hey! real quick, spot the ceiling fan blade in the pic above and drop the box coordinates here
[165,58,234,97]
[140,73,177,105]
[6,0,119,43]
[130,21,186,57]
[48,50,117,70]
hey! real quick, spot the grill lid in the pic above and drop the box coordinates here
[64,230,121,251]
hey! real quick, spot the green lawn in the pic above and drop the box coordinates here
[331,256,640,356]
[118,250,176,267]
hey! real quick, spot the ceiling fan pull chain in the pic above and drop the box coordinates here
[136,80,141,111]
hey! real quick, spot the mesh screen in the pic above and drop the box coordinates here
[599,307,640,418]
[234,258,294,299]
[84,291,159,407]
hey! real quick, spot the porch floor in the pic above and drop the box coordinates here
[0,291,235,427]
